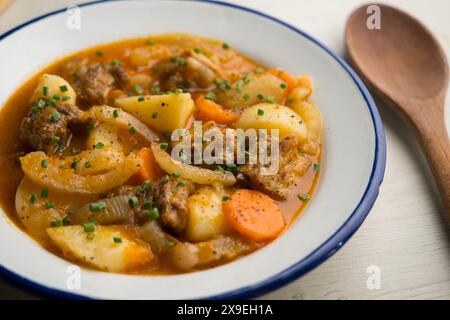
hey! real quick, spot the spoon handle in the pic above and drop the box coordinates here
[408,102,450,216]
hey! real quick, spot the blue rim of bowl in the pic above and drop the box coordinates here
[0,0,386,300]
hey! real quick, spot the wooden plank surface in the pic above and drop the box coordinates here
[0,0,449,300]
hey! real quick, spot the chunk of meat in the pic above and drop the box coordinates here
[20,102,85,154]
[153,176,196,233]
[239,135,311,200]
[67,61,128,105]
[155,51,218,92]
[106,177,196,234]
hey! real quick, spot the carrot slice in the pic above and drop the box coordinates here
[129,147,164,185]
[194,95,238,125]
[223,189,285,241]
[267,68,297,93]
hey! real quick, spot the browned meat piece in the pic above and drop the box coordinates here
[239,135,311,200]
[68,61,128,105]
[105,178,195,233]
[20,102,85,154]
[155,51,218,92]
[153,176,196,233]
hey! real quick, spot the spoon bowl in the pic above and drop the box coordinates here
[346,3,450,216]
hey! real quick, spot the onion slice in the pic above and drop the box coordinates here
[90,105,159,144]
[151,143,236,186]
[20,151,143,194]
[69,196,133,225]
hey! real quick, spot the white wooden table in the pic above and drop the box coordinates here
[0,0,449,300]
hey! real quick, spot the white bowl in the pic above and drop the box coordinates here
[0,0,386,299]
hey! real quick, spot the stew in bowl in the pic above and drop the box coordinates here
[0,33,322,275]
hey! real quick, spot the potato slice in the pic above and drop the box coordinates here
[115,93,195,134]
[234,103,307,141]
[47,226,153,272]
[87,123,124,151]
[220,72,286,109]
[15,178,96,242]
[289,89,323,143]
[31,74,76,104]
[186,186,232,242]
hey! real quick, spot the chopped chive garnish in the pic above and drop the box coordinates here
[53,94,61,101]
[216,165,225,173]
[89,201,106,212]
[94,142,104,149]
[109,59,122,66]
[152,112,158,119]
[96,51,104,57]
[205,92,216,100]
[84,161,92,169]
[61,96,70,102]
[113,109,119,118]
[266,96,275,104]
[280,82,287,89]
[41,188,49,199]
[83,221,96,233]
[113,237,122,243]
[257,108,265,116]
[50,136,60,146]
[143,199,152,209]
[176,179,188,188]
[59,85,68,93]
[50,220,62,227]
[243,94,251,101]
[193,47,201,54]
[298,193,311,201]
[235,80,244,93]
[41,159,49,168]
[45,201,54,209]
[71,161,77,170]
[257,93,264,100]
[43,86,49,96]
[138,96,145,102]
[226,164,237,173]
[133,84,144,94]
[37,99,46,108]
[62,216,71,226]
[50,111,61,122]
[165,241,174,249]
[140,180,152,192]
[172,172,181,177]
[222,43,230,49]
[313,163,321,172]
[129,127,136,135]
[149,207,159,220]
[160,142,169,150]
[222,195,230,201]
[162,175,169,184]
[29,193,37,204]
[128,196,139,208]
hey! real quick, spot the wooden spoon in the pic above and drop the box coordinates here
[346,4,450,215]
